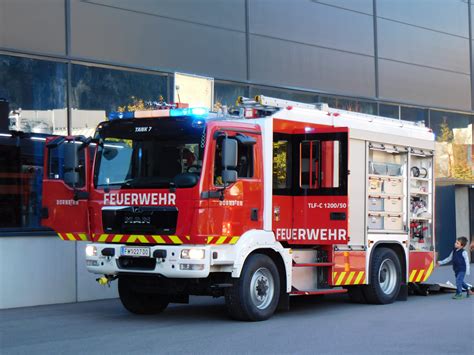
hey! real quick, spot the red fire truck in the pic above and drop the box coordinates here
[42,96,435,321]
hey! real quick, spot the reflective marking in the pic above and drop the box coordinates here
[216,236,227,245]
[423,262,434,282]
[354,271,365,284]
[345,271,356,285]
[112,234,123,243]
[128,235,138,243]
[207,237,215,244]
[78,233,88,241]
[152,235,165,244]
[230,237,240,244]
[415,269,425,283]
[336,272,346,285]
[169,235,182,244]
[66,233,76,241]
[409,269,417,282]
[137,235,148,243]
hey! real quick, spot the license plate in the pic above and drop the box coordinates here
[121,246,150,257]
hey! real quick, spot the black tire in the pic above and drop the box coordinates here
[118,277,169,315]
[363,247,402,304]
[346,286,368,303]
[225,254,280,321]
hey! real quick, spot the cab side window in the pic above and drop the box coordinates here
[214,137,254,186]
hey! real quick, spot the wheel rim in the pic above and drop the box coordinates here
[249,267,274,310]
[378,258,397,295]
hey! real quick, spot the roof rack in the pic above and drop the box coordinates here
[237,95,427,128]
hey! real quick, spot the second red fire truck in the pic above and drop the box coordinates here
[42,96,435,321]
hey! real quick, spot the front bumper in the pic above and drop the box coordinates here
[85,243,234,278]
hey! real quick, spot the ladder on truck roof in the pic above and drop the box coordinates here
[237,95,429,130]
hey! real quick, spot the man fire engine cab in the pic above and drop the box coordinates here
[42,96,436,321]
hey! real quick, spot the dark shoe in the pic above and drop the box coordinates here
[452,294,463,300]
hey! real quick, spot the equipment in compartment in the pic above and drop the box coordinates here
[410,166,428,178]
[368,197,384,212]
[369,162,387,175]
[384,178,403,195]
[384,214,403,230]
[410,196,431,219]
[384,197,402,212]
[369,178,383,193]
[368,213,383,229]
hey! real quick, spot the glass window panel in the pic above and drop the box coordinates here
[0,134,47,231]
[379,104,400,119]
[319,96,377,115]
[0,54,67,134]
[214,82,249,110]
[401,106,429,126]
[71,64,169,137]
[249,87,318,103]
[0,55,66,232]
[430,110,473,181]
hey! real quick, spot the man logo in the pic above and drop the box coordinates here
[124,216,151,224]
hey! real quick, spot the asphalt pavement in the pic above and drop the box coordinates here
[1,265,473,355]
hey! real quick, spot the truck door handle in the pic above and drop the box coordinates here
[251,208,258,221]
[330,212,346,221]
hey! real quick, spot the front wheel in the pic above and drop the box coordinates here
[363,248,402,304]
[118,277,169,315]
[225,254,280,321]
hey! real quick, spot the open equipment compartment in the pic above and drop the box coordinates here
[409,149,434,251]
[367,143,407,233]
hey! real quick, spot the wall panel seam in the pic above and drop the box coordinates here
[250,33,375,59]
[309,0,373,17]
[379,57,471,76]
[377,15,470,40]
[82,0,245,34]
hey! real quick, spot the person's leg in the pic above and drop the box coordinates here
[456,272,465,295]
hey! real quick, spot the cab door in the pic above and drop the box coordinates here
[41,136,91,241]
[203,128,263,243]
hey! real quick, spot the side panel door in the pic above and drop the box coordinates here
[276,131,349,245]
[42,138,91,240]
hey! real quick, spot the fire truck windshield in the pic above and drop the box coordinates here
[94,117,206,189]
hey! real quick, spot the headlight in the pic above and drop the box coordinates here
[86,245,97,257]
[181,249,205,260]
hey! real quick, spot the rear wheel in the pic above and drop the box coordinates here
[118,277,169,315]
[225,254,280,321]
[363,247,401,304]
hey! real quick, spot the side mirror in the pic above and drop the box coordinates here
[222,138,238,168]
[63,142,80,186]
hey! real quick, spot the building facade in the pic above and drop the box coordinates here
[0,0,473,308]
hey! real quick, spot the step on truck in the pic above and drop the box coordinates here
[42,96,436,321]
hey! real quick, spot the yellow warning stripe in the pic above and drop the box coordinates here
[216,236,227,245]
[415,269,425,283]
[354,271,365,284]
[169,235,183,244]
[345,271,356,284]
[335,272,346,286]
[152,235,165,244]
[409,264,434,283]
[229,236,240,244]
[423,262,434,282]
[332,271,365,285]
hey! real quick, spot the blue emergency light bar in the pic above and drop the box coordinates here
[108,107,209,121]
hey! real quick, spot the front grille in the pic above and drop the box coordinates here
[102,206,178,234]
[117,257,156,270]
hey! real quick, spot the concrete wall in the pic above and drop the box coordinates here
[0,237,117,309]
